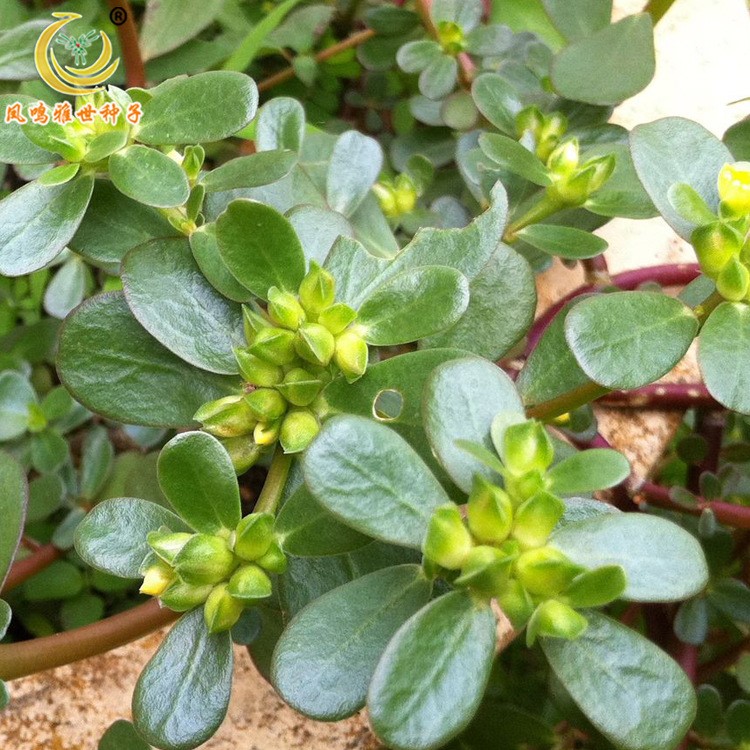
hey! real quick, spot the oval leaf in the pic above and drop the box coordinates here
[547,449,630,495]
[0,452,27,588]
[326,130,384,217]
[109,146,190,209]
[189,223,253,303]
[0,370,35,441]
[516,224,608,260]
[479,133,551,186]
[201,149,297,193]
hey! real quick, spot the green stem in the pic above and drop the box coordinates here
[525,382,609,422]
[255,448,293,515]
[643,0,680,24]
[693,290,724,326]
[503,195,565,243]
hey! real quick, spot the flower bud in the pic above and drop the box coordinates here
[423,504,473,570]
[182,144,205,182]
[716,255,750,301]
[254,419,281,446]
[295,323,336,367]
[235,349,283,387]
[436,20,465,54]
[515,546,582,598]
[227,564,273,601]
[242,303,272,343]
[173,534,236,586]
[394,174,418,214]
[512,491,565,549]
[454,544,515,598]
[318,303,358,335]
[526,599,588,646]
[204,583,244,633]
[503,420,554,476]
[234,512,275,561]
[718,162,750,215]
[333,330,368,382]
[256,539,287,573]
[245,388,287,422]
[220,436,263,474]
[505,470,548,505]
[692,222,741,276]
[147,530,193,565]
[268,287,306,330]
[279,408,320,454]
[496,579,534,629]
[159,580,213,612]
[140,559,175,596]
[298,262,336,316]
[248,327,297,366]
[540,112,568,142]
[276,368,324,406]
[547,138,579,177]
[373,182,398,218]
[466,475,513,544]
[515,106,544,139]
[193,395,256,438]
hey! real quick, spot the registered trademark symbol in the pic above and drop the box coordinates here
[109,7,127,25]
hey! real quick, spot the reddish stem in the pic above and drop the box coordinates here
[597,383,720,411]
[108,0,146,88]
[697,636,750,682]
[2,544,63,593]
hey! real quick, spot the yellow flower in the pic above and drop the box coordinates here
[718,162,750,214]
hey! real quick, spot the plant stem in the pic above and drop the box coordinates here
[525,381,609,421]
[643,0,680,24]
[597,383,720,410]
[255,448,293,515]
[0,599,178,681]
[107,0,146,89]
[697,635,750,682]
[693,290,724,326]
[2,543,63,593]
[503,195,564,242]
[257,29,376,93]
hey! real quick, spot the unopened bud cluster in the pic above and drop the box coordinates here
[544,137,615,208]
[195,263,368,465]
[516,106,568,163]
[436,20,466,55]
[139,511,286,633]
[691,163,750,302]
[373,174,419,219]
[423,418,625,645]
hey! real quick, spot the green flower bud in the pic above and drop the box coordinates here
[436,20,465,55]
[227,564,273,601]
[515,106,544,139]
[318,302,358,335]
[561,565,627,608]
[173,534,236,586]
[279,408,320,454]
[245,388,287,422]
[182,144,205,182]
[718,162,750,215]
[204,583,244,633]
[583,154,616,194]
[551,155,615,205]
[716,255,750,301]
[235,349,283,387]
[539,112,568,142]
[692,222,742,276]
[423,503,473,570]
[503,420,554,476]
[193,395,256,438]
[220,436,263,474]
[515,546,582,598]
[159,580,213,612]
[334,330,368,382]
[454,544,515,598]
[295,323,336,367]
[496,579,534,630]
[256,539,287,573]
[268,287,306,330]
[276,368,324,406]
[298,261,336,316]
[466,475,513,544]
[26,403,47,433]
[526,599,588,646]
[254,419,281,446]
[248,327,297,366]
[373,182,398,218]
[234,512,275,561]
[394,174,418,214]
[242,303,272,343]
[512,491,565,549]
[147,530,193,565]
[140,559,175,596]
[547,138,579,177]
[505,470,548,504]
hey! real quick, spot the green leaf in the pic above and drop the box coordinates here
[397,40,442,73]
[272,565,432,720]
[189,224,252,303]
[326,131,384,217]
[547,449,630,495]
[24,560,83,601]
[99,719,151,750]
[0,173,93,276]
[201,150,297,193]
[122,237,243,374]
[109,146,190,209]
[358,266,469,346]
[564,291,698,389]
[0,19,42,79]
[699,302,750,414]
[138,72,258,146]
[709,578,750,623]
[630,117,732,240]
[541,612,696,750]
[304,415,451,548]
[420,54,458,101]
[0,600,11,640]
[255,97,305,152]
[287,205,353,266]
[0,94,57,164]
[727,700,750,745]
[140,0,225,60]
[369,591,496,750]
[479,133,551,185]
[724,117,750,160]
[542,0,612,41]
[157,431,241,534]
[44,257,88,319]
[75,498,189,578]
[550,514,708,601]
[216,199,306,298]
[58,292,237,427]
[61,592,105,630]
[552,15,655,106]
[471,73,522,135]
[424,357,524,493]
[667,183,717,226]
[432,0,483,30]
[80,425,115,501]
[133,609,233,750]
[0,451,26,588]
[275,483,371,557]
[517,224,608,259]
[31,428,69,473]
[0,369,35,440]
[84,130,129,164]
